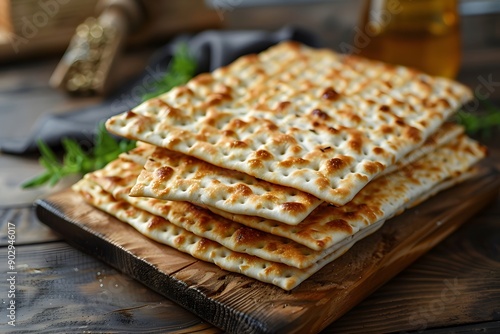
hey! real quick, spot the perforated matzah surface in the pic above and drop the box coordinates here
[207,135,486,250]
[106,42,472,205]
[128,123,463,225]
[86,157,331,268]
[73,166,479,291]
[72,178,355,290]
[129,147,322,225]
[379,122,464,177]
[118,142,156,165]
[109,137,485,254]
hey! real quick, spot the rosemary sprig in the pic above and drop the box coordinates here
[22,123,135,189]
[141,43,197,101]
[23,44,198,189]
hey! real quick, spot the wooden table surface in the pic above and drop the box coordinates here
[1,2,500,333]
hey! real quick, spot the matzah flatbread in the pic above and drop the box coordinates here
[379,122,464,177]
[129,147,322,225]
[86,158,331,268]
[106,135,485,256]
[206,134,486,250]
[128,123,464,225]
[72,178,354,290]
[403,167,479,209]
[118,141,156,165]
[106,41,472,206]
[86,151,479,269]
[73,165,479,291]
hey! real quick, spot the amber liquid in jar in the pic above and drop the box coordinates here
[358,0,460,78]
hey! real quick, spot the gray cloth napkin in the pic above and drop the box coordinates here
[1,26,320,155]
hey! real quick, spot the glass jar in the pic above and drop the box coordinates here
[357,0,461,78]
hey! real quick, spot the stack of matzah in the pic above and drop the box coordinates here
[72,42,486,290]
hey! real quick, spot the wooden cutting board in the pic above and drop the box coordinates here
[35,164,500,334]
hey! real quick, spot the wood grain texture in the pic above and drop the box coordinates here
[0,206,60,246]
[34,163,500,334]
[419,320,500,334]
[1,203,498,334]
[325,197,500,333]
[0,242,219,334]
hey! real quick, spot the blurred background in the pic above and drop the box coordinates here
[1,0,499,81]
[1,0,499,151]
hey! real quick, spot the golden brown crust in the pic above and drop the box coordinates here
[73,130,486,289]
[106,42,473,205]
[206,134,486,250]
[84,156,334,269]
[129,147,322,225]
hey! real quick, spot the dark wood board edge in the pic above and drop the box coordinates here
[286,169,500,333]
[34,199,264,334]
[34,166,500,334]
